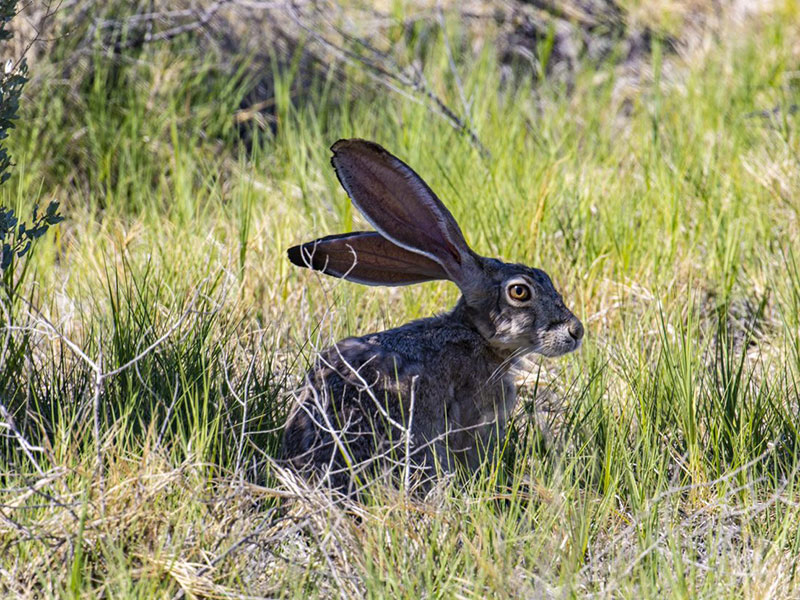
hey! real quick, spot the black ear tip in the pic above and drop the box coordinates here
[287,244,306,268]
[330,139,348,152]
[330,138,385,155]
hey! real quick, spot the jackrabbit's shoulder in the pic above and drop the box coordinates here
[320,311,485,367]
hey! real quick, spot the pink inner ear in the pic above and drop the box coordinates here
[330,139,471,276]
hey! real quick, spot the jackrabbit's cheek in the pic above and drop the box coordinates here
[491,314,536,347]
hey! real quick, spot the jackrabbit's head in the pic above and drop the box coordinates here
[288,139,582,358]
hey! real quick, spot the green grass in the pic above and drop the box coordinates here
[2,3,800,597]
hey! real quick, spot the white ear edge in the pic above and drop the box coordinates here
[346,193,450,268]
[335,163,464,276]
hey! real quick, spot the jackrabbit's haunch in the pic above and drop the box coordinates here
[283,139,582,493]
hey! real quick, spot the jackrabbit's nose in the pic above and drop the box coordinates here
[568,319,584,341]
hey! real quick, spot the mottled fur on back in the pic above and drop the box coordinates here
[282,139,582,493]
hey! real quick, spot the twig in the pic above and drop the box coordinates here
[0,401,45,476]
[92,350,104,510]
[284,1,489,158]
[5,279,215,509]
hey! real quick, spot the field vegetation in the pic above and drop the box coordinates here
[1,0,800,597]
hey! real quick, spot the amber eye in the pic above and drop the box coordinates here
[507,283,532,302]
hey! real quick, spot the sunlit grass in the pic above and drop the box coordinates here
[1,3,800,597]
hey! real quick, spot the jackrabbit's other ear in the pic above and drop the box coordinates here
[287,231,449,286]
[330,139,481,286]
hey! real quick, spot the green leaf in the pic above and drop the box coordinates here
[0,242,10,270]
[16,239,30,257]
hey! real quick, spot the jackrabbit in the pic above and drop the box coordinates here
[282,139,582,493]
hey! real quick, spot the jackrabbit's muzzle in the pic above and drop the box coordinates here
[536,315,584,357]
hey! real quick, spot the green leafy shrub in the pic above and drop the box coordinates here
[0,0,62,274]
[0,202,63,270]
[0,0,27,187]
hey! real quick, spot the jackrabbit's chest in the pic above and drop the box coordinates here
[325,336,516,448]
[436,372,517,463]
[439,374,517,428]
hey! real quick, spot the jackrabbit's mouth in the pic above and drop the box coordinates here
[534,331,583,357]
[489,330,581,357]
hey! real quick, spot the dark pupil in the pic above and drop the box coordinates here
[512,285,527,299]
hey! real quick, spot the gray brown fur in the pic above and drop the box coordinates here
[282,139,582,493]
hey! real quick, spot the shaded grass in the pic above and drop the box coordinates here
[1,3,800,597]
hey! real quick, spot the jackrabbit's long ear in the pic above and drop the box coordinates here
[330,139,481,287]
[287,231,448,286]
